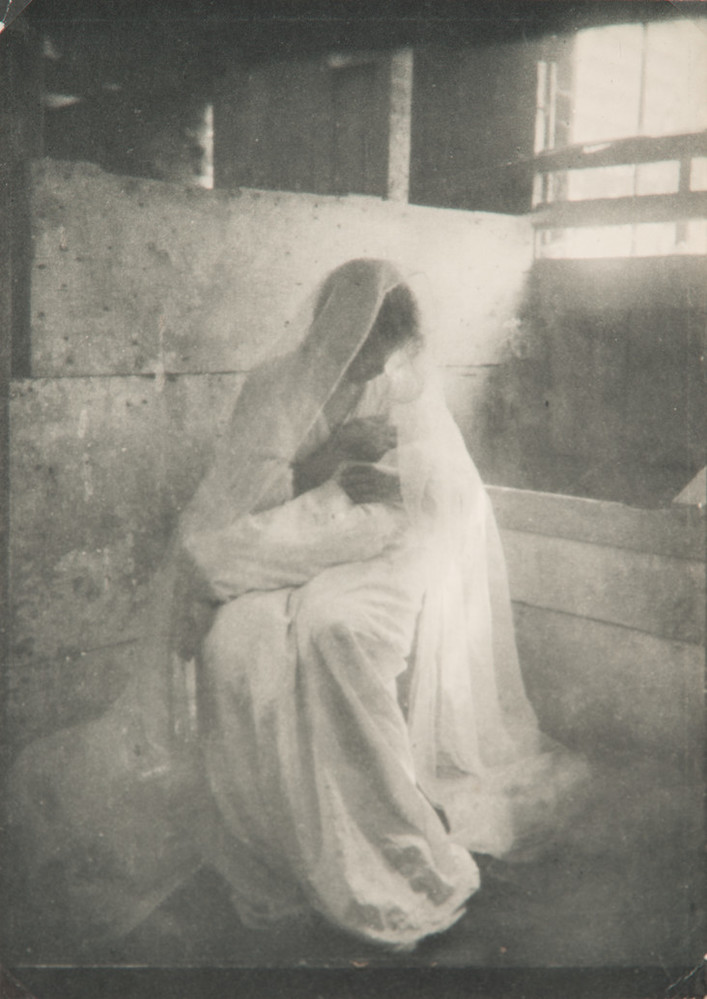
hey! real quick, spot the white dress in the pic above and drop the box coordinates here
[184,379,480,949]
[7,261,582,955]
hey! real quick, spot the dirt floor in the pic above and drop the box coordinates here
[69,753,702,971]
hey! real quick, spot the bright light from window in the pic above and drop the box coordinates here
[539,161,681,204]
[572,25,645,144]
[691,157,707,192]
[641,20,707,137]
[535,19,707,258]
[566,164,636,201]
[571,20,707,143]
[536,220,707,259]
[195,103,214,190]
[635,160,681,196]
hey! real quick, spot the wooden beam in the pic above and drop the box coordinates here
[533,131,707,174]
[387,48,413,202]
[488,484,706,562]
[532,190,707,229]
[0,34,17,763]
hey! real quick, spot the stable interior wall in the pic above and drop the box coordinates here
[7,160,705,966]
[7,159,704,786]
[483,257,707,507]
[410,41,537,214]
[213,55,391,197]
[8,157,532,745]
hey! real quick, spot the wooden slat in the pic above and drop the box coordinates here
[488,485,706,562]
[532,190,707,229]
[514,602,704,766]
[502,528,705,645]
[533,130,707,174]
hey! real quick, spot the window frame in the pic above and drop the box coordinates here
[531,21,707,258]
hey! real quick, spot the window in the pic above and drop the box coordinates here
[533,19,707,258]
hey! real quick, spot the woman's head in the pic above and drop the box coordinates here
[346,282,423,383]
[307,259,424,384]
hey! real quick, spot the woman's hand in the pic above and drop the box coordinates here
[329,416,397,463]
[293,417,397,496]
[338,463,402,505]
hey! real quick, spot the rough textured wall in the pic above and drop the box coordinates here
[29,159,532,376]
[9,374,243,743]
[9,160,705,774]
[482,258,707,506]
[489,486,705,772]
[10,158,533,744]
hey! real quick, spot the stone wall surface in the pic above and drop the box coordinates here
[30,159,533,377]
[9,374,242,742]
[8,160,705,772]
[9,369,705,767]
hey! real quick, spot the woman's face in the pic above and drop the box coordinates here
[346,314,409,384]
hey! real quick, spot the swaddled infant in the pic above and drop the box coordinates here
[186,416,410,603]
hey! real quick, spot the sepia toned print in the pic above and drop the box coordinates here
[0,1,704,994]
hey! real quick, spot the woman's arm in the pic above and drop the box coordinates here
[184,480,405,602]
[292,416,397,496]
[292,438,341,496]
[338,463,402,504]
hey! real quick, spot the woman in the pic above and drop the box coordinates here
[7,259,576,955]
[174,258,557,948]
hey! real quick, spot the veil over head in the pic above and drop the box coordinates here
[153,259,416,742]
[182,258,407,533]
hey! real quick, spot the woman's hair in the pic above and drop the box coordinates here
[311,261,424,357]
[370,283,423,351]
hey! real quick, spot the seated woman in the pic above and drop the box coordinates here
[177,259,564,948]
[7,258,582,956]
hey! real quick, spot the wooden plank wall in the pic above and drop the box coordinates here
[213,54,391,197]
[489,486,705,772]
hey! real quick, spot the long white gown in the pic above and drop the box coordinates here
[7,259,584,955]
[185,377,481,948]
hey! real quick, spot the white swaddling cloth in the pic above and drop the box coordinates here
[184,453,409,603]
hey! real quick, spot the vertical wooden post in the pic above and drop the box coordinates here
[387,48,413,202]
[0,37,21,949]
[0,18,41,761]
[0,51,12,723]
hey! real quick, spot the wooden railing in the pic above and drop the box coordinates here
[530,130,707,230]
